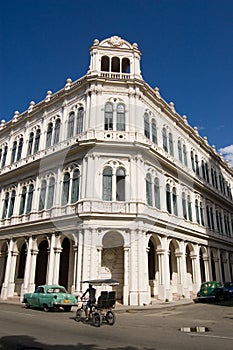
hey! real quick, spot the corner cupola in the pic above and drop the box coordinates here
[87,35,142,79]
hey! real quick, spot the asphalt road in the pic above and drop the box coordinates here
[0,300,233,350]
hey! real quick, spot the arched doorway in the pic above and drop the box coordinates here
[59,238,70,289]
[35,240,48,286]
[101,231,124,302]
[169,240,178,294]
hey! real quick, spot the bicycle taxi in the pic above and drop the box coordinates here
[74,278,119,327]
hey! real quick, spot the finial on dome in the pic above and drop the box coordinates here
[93,39,99,45]
[12,111,20,123]
[45,90,52,102]
[65,78,72,90]
[28,101,35,112]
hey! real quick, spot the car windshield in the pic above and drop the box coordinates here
[47,287,67,293]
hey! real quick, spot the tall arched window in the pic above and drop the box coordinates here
[195,199,200,224]
[146,173,153,206]
[71,169,80,203]
[162,127,168,152]
[67,112,75,138]
[26,184,34,213]
[182,192,187,219]
[195,154,199,175]
[2,192,9,219]
[178,140,182,162]
[172,187,178,216]
[169,132,174,156]
[27,132,34,156]
[39,180,47,211]
[116,104,125,131]
[8,190,16,218]
[188,195,192,221]
[19,186,27,215]
[154,177,160,209]
[34,129,41,153]
[46,123,53,148]
[102,167,112,201]
[17,137,23,161]
[2,145,8,167]
[151,120,157,144]
[111,57,120,72]
[54,119,61,145]
[76,107,84,134]
[144,114,150,139]
[122,58,130,73]
[47,177,55,209]
[116,167,125,201]
[183,144,187,166]
[62,173,70,205]
[104,103,113,130]
[166,184,172,214]
[101,56,110,71]
[190,151,195,172]
[11,141,17,163]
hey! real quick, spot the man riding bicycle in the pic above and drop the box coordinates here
[81,284,96,321]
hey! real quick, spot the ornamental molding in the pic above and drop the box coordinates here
[107,36,124,47]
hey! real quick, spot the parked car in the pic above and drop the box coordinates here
[193,281,229,303]
[22,284,77,312]
[224,282,233,298]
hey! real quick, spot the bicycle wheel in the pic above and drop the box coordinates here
[92,312,102,327]
[106,310,115,325]
[75,308,83,322]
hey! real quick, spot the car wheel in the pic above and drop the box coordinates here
[24,300,30,309]
[43,304,50,312]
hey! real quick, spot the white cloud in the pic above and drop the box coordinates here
[218,145,233,166]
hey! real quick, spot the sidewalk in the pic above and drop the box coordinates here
[114,299,194,313]
[0,297,194,313]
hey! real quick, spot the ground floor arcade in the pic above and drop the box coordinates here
[0,227,232,305]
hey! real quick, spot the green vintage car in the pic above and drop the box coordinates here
[22,284,77,312]
[193,281,229,303]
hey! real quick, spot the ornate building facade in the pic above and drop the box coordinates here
[0,36,233,305]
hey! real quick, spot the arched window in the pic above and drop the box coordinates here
[0,148,2,167]
[116,104,125,131]
[122,58,130,73]
[116,167,125,201]
[71,169,80,203]
[76,107,84,134]
[166,184,172,214]
[162,127,168,152]
[46,123,53,148]
[101,56,110,71]
[34,129,41,153]
[200,202,205,226]
[111,57,120,72]
[146,173,153,206]
[190,151,195,172]
[1,145,7,167]
[54,119,61,145]
[183,144,187,166]
[152,120,157,144]
[67,112,75,138]
[17,137,23,161]
[47,177,55,209]
[104,103,113,130]
[144,113,150,139]
[8,190,16,218]
[188,195,192,221]
[172,187,178,216]
[62,172,70,205]
[154,177,160,209]
[11,141,17,163]
[39,180,47,211]
[26,184,34,213]
[2,192,9,219]
[195,199,200,224]
[178,140,182,162]
[102,167,112,201]
[195,154,199,175]
[19,186,27,215]
[17,243,26,279]
[27,132,34,156]
[169,132,174,156]
[206,205,211,228]
[202,160,206,180]
[182,192,187,219]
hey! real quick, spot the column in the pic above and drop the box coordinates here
[47,233,56,285]
[28,248,38,293]
[123,246,129,305]
[137,230,150,306]
[8,248,18,297]
[22,237,33,295]
[1,239,14,299]
[156,248,165,300]
[53,247,62,284]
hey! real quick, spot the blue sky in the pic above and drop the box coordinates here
[0,0,232,164]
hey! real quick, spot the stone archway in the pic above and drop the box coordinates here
[101,231,124,302]
[35,240,48,286]
[59,237,70,289]
[0,242,8,293]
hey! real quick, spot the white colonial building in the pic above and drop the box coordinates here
[0,36,233,305]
